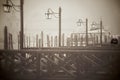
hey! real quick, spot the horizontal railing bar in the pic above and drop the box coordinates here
[0,49,120,54]
[23,46,120,50]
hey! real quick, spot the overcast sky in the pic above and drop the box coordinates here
[23,0,120,35]
[0,0,120,49]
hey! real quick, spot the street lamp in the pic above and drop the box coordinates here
[3,0,20,13]
[45,7,62,47]
[77,18,88,46]
[90,20,103,46]
[3,3,12,13]
[3,0,24,49]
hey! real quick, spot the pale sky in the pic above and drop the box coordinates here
[0,0,120,49]
[24,0,120,35]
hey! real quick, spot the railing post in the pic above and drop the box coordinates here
[36,53,41,79]
[76,55,81,80]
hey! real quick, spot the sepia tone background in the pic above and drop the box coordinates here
[0,0,120,49]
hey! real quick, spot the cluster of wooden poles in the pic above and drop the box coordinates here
[21,33,112,48]
[4,26,112,49]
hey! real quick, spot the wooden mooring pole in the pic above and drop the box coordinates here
[8,33,13,49]
[41,31,43,47]
[4,26,8,50]
[36,34,39,48]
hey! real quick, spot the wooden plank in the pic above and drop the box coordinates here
[42,54,76,77]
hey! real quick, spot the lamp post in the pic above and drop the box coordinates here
[45,7,62,47]
[3,0,24,49]
[77,18,88,46]
[90,20,103,46]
